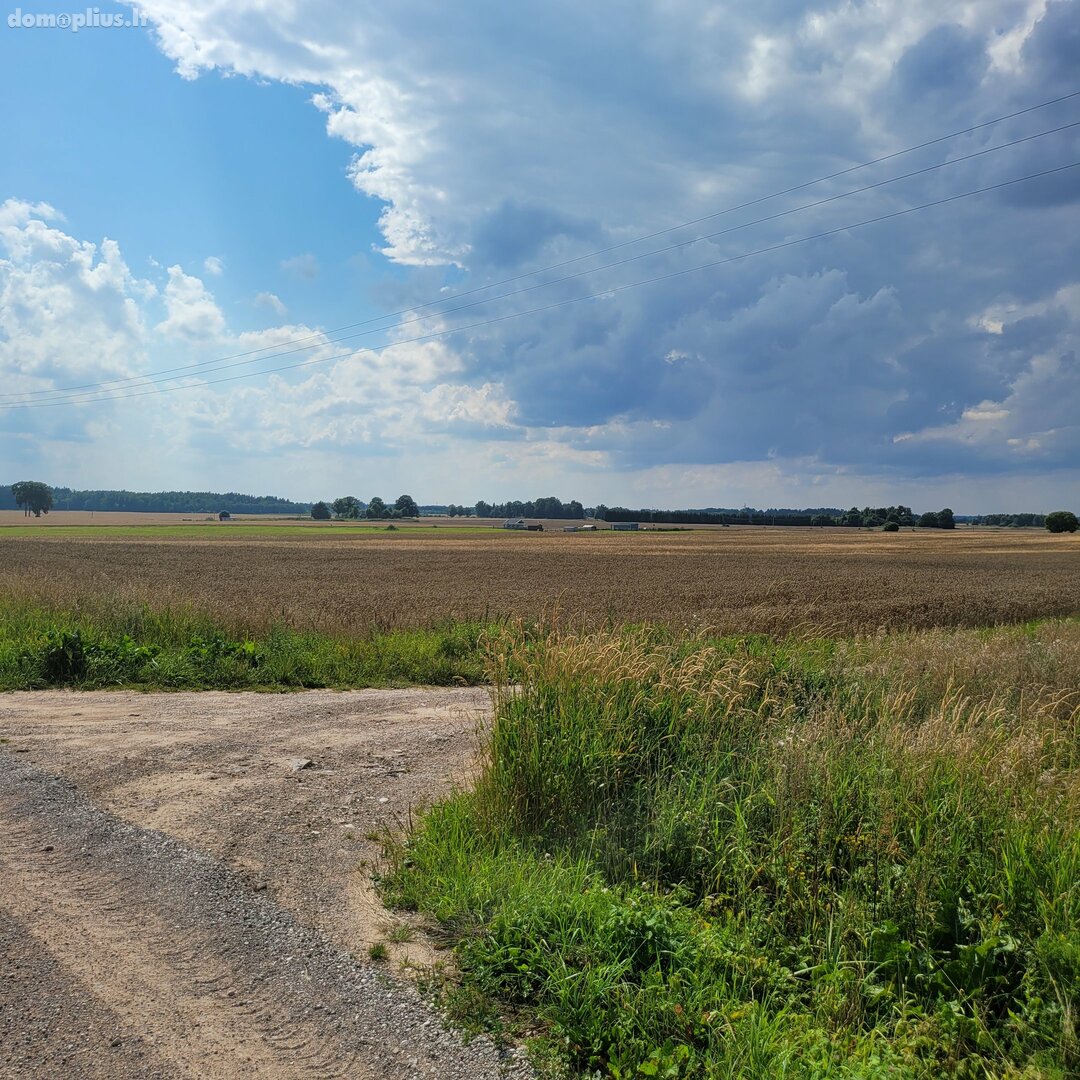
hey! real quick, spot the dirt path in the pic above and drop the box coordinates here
[0,690,526,1079]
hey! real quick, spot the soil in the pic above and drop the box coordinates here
[0,689,528,1079]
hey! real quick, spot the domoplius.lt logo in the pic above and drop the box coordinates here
[7,6,149,31]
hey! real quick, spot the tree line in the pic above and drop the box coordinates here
[313,495,419,520]
[0,484,309,515]
[7,481,1075,533]
[592,505,959,528]
[968,513,1046,528]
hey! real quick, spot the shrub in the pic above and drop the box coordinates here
[1046,510,1079,534]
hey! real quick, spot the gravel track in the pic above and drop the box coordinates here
[0,692,530,1079]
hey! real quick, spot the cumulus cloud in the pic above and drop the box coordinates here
[6,0,1080,505]
[0,202,536,495]
[0,198,146,391]
[155,265,227,339]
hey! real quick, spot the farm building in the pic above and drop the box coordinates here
[503,518,543,531]
[611,521,638,531]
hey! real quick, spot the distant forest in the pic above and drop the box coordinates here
[443,500,966,528]
[2,484,1058,526]
[0,485,309,515]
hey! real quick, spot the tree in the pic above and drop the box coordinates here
[882,521,900,532]
[394,494,419,518]
[366,496,387,519]
[331,496,362,520]
[938,507,955,530]
[474,500,492,518]
[918,512,940,528]
[311,501,332,520]
[810,514,832,527]
[1046,510,1079,534]
[12,481,53,517]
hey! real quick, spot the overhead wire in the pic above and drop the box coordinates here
[6,157,1078,410]
[3,88,1079,402]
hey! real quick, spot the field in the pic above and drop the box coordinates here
[2,519,1079,1078]
[1,525,1077,637]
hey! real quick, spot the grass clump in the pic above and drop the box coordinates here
[0,599,491,689]
[384,619,1080,1078]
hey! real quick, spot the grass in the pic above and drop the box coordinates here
[0,524,504,538]
[0,599,492,689]
[383,618,1080,1078]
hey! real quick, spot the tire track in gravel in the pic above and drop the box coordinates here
[0,905,179,1080]
[0,754,530,1080]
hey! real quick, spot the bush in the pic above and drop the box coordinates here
[882,521,900,532]
[1046,510,1079,534]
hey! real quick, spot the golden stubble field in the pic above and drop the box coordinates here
[0,525,1076,634]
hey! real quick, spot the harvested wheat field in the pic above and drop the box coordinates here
[0,525,1076,635]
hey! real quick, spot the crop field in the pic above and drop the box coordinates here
[0,525,1077,636]
[2,519,1079,1077]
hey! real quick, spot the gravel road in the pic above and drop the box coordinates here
[0,690,530,1079]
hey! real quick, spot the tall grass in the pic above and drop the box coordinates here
[386,619,1080,1078]
[0,598,491,689]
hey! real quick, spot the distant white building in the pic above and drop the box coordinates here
[611,521,639,531]
[503,518,528,530]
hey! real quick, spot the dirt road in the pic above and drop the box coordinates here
[0,689,527,1079]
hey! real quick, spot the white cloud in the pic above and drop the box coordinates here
[0,202,536,491]
[155,265,227,339]
[0,199,146,390]
[203,255,225,275]
[280,253,319,280]
[254,290,286,316]
[6,1,1080,506]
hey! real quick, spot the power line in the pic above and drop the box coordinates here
[6,158,1077,411]
[5,114,1078,404]
[4,88,1079,402]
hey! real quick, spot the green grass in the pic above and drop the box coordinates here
[0,600,492,689]
[0,524,507,539]
[384,620,1080,1078]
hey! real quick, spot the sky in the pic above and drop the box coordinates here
[1,0,1078,512]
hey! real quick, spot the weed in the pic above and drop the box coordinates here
[385,620,1080,1078]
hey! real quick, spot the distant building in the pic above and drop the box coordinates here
[218,511,232,521]
[503,518,527,530]
[611,521,638,531]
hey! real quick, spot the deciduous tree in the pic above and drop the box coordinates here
[12,481,53,517]
[1046,510,1079,533]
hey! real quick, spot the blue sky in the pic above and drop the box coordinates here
[1,0,1078,511]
